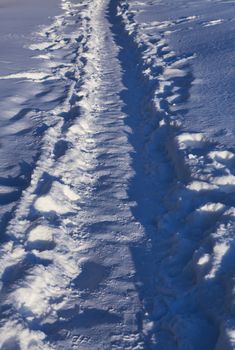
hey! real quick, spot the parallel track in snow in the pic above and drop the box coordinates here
[0,0,235,349]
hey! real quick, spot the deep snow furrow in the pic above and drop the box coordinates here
[116,1,235,349]
[0,0,234,349]
[109,1,185,347]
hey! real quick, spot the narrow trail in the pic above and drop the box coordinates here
[0,0,235,349]
[109,0,178,346]
[0,0,177,347]
[0,1,145,349]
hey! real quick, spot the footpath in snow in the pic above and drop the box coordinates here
[0,0,234,349]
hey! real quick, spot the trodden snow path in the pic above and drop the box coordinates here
[0,0,235,349]
[0,1,145,349]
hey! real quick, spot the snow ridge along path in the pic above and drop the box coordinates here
[0,0,235,349]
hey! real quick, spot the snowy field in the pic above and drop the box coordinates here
[0,0,61,233]
[0,0,234,349]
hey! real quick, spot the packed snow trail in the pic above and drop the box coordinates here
[0,1,145,349]
[0,0,235,349]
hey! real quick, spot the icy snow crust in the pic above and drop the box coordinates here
[0,0,234,349]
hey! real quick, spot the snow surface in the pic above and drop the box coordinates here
[0,0,234,349]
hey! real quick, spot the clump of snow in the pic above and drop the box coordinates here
[28,226,53,243]
[177,132,206,149]
[34,181,78,215]
[203,19,224,27]
[0,320,49,350]
[209,150,235,163]
[187,181,218,191]
[29,42,53,51]
[197,254,210,266]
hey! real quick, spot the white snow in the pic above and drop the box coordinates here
[177,132,206,149]
[27,225,54,251]
[0,0,234,349]
[197,254,210,266]
[203,19,224,27]
[0,71,53,82]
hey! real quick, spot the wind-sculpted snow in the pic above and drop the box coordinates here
[0,0,234,349]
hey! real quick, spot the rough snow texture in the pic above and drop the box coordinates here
[119,0,235,348]
[0,0,234,349]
